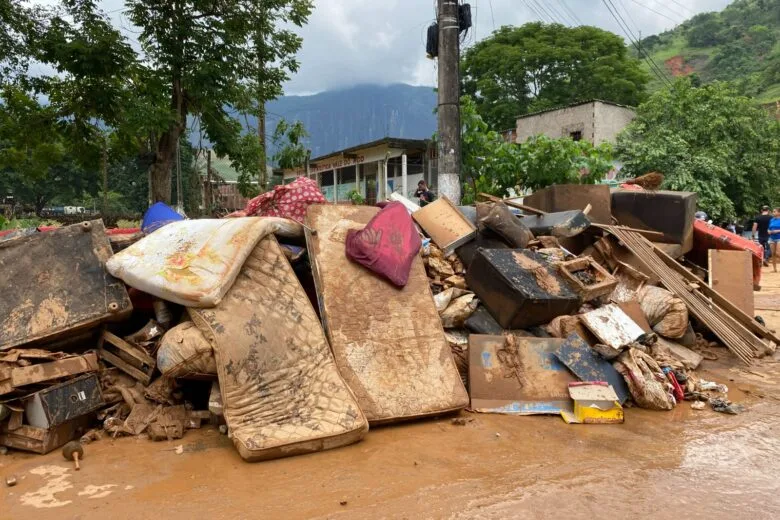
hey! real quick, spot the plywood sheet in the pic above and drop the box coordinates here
[306,204,468,423]
[469,335,575,415]
[412,196,476,253]
[581,304,645,349]
[708,250,754,316]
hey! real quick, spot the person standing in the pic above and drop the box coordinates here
[753,205,772,264]
[768,208,780,272]
[413,180,435,207]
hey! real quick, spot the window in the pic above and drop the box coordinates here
[570,130,583,142]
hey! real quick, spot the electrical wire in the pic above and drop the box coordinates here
[488,0,496,31]
[602,0,673,88]
[559,0,583,26]
[626,0,681,25]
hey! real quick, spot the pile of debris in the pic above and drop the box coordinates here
[0,180,775,465]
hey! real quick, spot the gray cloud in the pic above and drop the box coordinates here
[36,0,735,94]
[290,0,732,94]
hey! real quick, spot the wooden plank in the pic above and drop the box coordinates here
[412,196,476,253]
[708,250,754,317]
[102,331,155,367]
[648,236,779,345]
[10,353,98,388]
[98,349,152,385]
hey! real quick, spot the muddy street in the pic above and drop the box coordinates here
[3,278,780,520]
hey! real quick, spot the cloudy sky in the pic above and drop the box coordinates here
[45,0,735,95]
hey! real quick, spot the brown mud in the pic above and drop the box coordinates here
[3,271,780,520]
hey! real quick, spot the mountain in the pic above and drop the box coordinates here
[263,84,436,159]
[639,0,780,102]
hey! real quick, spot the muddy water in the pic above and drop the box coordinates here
[3,278,780,519]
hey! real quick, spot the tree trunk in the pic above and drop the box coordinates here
[149,78,187,204]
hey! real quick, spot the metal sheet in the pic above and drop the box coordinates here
[306,204,469,424]
[0,220,132,351]
[580,304,645,349]
[554,333,630,404]
[469,335,575,415]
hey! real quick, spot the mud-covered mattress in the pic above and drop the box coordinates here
[189,235,368,461]
[305,205,468,424]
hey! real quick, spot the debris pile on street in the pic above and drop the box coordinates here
[1,182,777,464]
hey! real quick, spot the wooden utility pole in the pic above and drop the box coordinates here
[437,0,462,204]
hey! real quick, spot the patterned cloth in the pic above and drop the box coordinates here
[228,177,326,223]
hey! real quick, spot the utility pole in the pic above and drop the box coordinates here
[258,102,267,190]
[437,0,462,204]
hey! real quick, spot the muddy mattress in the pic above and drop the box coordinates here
[305,205,469,424]
[189,235,367,461]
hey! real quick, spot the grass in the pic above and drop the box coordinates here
[0,217,62,230]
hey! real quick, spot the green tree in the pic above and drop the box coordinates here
[459,96,614,204]
[462,23,649,130]
[0,88,99,215]
[125,0,312,204]
[271,119,309,170]
[616,78,780,221]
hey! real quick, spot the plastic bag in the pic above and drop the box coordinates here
[345,202,421,287]
[107,217,301,307]
[637,285,689,339]
[157,321,217,378]
[613,348,675,410]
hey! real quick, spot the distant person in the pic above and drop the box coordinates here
[753,205,772,263]
[414,180,435,207]
[768,208,780,272]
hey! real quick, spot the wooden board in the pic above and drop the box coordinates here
[0,220,132,351]
[469,335,575,415]
[581,304,645,349]
[9,353,99,390]
[708,250,754,316]
[412,196,476,254]
[306,204,468,423]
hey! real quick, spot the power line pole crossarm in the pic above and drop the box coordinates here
[437,0,462,205]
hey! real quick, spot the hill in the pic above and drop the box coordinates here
[639,0,780,102]
[263,84,436,159]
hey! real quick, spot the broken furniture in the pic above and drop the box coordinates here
[606,226,778,364]
[554,333,630,404]
[412,196,477,255]
[610,189,697,252]
[466,249,581,329]
[707,250,754,316]
[1,352,99,397]
[521,184,612,225]
[555,256,617,301]
[0,414,93,454]
[24,374,103,429]
[469,335,575,415]
[0,220,132,352]
[306,204,469,424]
[98,330,156,386]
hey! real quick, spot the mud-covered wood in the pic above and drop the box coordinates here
[0,220,132,351]
[466,249,581,329]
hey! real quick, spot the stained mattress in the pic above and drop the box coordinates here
[305,205,469,424]
[189,235,368,461]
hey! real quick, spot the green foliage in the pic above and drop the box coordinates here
[0,87,99,214]
[271,119,309,170]
[345,189,365,205]
[616,78,780,221]
[462,22,649,130]
[459,96,614,204]
[639,0,780,101]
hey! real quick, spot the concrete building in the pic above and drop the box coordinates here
[282,138,435,205]
[515,100,636,145]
